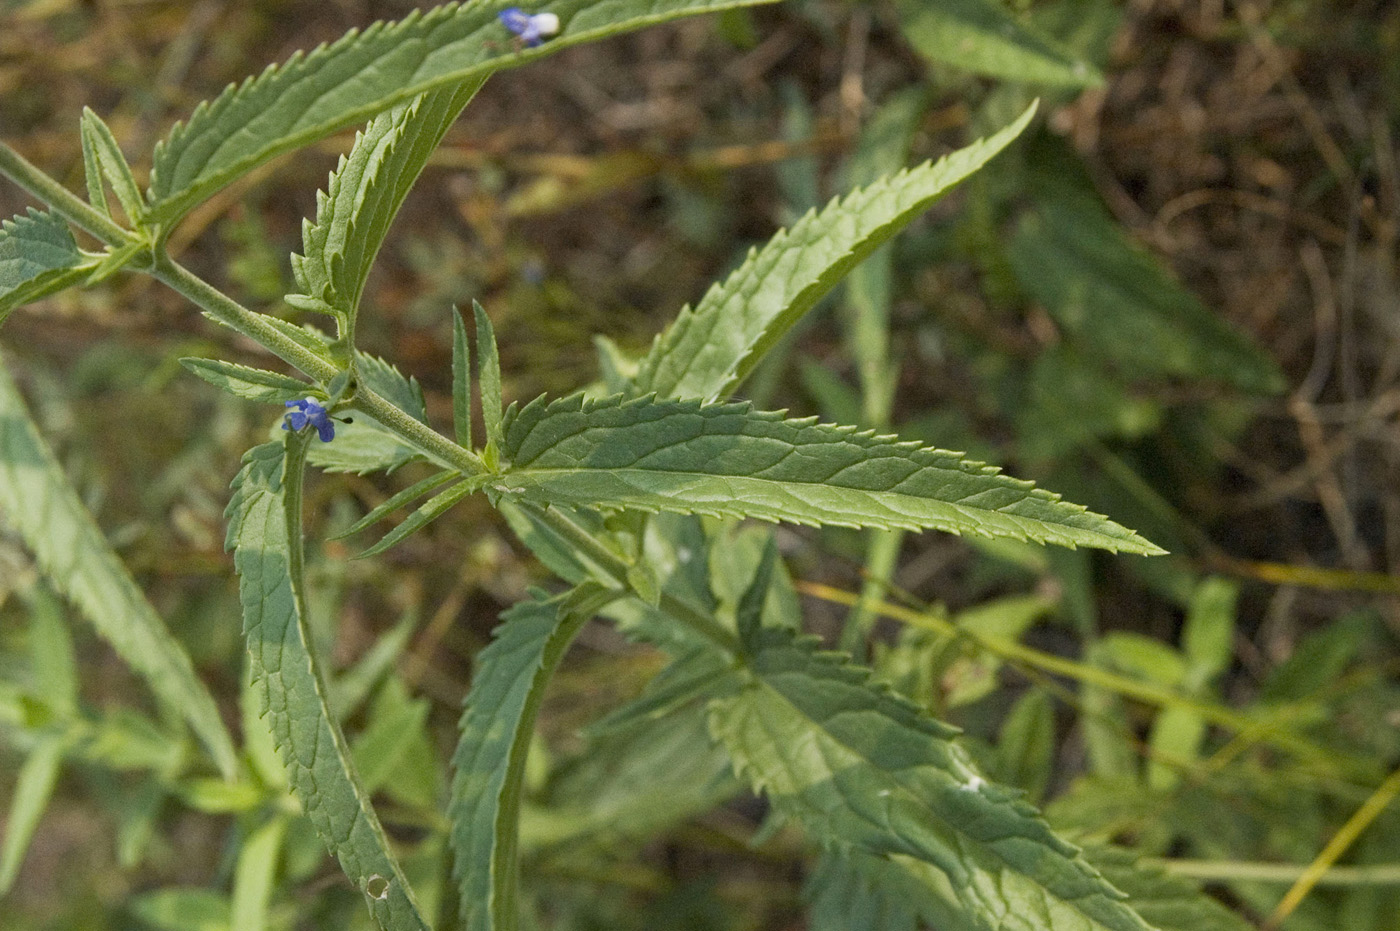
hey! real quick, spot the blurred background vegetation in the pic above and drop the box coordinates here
[1,0,1398,928]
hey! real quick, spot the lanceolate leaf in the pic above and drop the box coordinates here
[290,84,478,340]
[475,301,503,453]
[709,630,1156,931]
[452,308,472,449]
[1010,180,1285,394]
[226,439,429,931]
[179,357,313,403]
[334,470,458,541]
[147,0,777,227]
[496,393,1163,553]
[633,103,1036,403]
[449,584,618,931]
[0,358,238,778]
[895,0,1100,88]
[79,108,146,225]
[355,476,482,558]
[0,209,98,326]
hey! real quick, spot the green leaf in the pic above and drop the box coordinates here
[709,630,1156,931]
[180,357,313,403]
[0,357,238,777]
[230,817,288,931]
[352,678,432,795]
[1181,577,1237,688]
[0,209,98,326]
[1010,176,1285,394]
[633,103,1037,402]
[474,301,503,453]
[497,393,1163,553]
[525,697,739,853]
[452,307,472,449]
[128,888,230,931]
[333,471,457,542]
[147,0,777,227]
[80,108,145,224]
[291,85,478,342]
[225,439,430,931]
[993,689,1055,803]
[355,477,482,558]
[0,738,64,896]
[805,848,922,931]
[1082,845,1253,931]
[24,585,78,718]
[895,0,1101,87]
[448,584,618,931]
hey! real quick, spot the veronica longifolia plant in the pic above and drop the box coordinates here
[0,3,1196,930]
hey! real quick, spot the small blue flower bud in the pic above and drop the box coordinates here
[498,7,559,47]
[283,397,336,442]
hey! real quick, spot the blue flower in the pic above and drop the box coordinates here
[498,7,559,47]
[284,397,336,442]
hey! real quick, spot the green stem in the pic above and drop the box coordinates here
[151,254,487,476]
[522,503,740,654]
[1155,858,1400,887]
[149,253,340,381]
[351,384,486,476]
[0,140,132,246]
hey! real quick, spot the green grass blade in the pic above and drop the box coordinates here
[895,0,1100,87]
[147,0,777,227]
[709,630,1157,931]
[0,357,238,777]
[634,103,1036,403]
[449,584,618,931]
[226,438,431,931]
[230,817,288,931]
[24,585,79,718]
[0,209,99,326]
[291,84,479,343]
[0,738,64,896]
[497,394,1163,554]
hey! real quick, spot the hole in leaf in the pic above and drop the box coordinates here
[365,874,390,900]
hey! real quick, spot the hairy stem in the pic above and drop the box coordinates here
[351,383,487,475]
[0,141,132,246]
[149,253,340,381]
